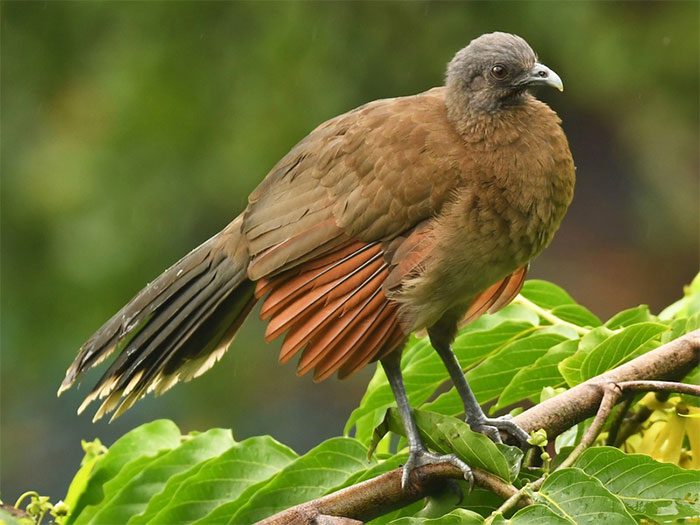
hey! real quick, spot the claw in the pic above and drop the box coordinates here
[471,415,530,448]
[401,448,474,490]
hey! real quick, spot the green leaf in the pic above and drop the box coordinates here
[65,420,181,525]
[134,435,297,525]
[663,312,700,345]
[204,437,372,524]
[574,446,700,519]
[424,331,569,416]
[495,339,578,410]
[340,452,408,488]
[380,408,517,481]
[558,327,611,386]
[549,304,601,328]
[348,321,537,444]
[659,272,700,320]
[523,467,636,524]
[74,450,173,525]
[85,428,233,525]
[458,486,506,517]
[605,305,655,329]
[509,504,571,524]
[579,322,667,380]
[386,508,484,524]
[62,452,104,520]
[520,280,577,309]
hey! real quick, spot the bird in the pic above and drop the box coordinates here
[60,32,574,488]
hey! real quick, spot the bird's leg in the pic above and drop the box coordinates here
[381,351,473,489]
[429,333,530,448]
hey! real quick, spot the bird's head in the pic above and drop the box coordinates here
[446,32,563,114]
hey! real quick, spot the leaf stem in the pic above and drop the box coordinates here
[513,296,590,336]
[13,491,38,510]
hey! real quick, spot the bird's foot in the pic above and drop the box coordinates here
[470,414,530,448]
[401,448,473,490]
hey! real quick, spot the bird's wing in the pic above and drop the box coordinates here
[242,87,465,280]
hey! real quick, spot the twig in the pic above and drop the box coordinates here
[557,384,620,469]
[260,330,700,524]
[617,380,700,396]
[605,396,633,446]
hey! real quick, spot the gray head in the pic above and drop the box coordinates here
[446,32,563,114]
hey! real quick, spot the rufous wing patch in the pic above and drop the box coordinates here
[258,241,407,380]
[459,266,528,327]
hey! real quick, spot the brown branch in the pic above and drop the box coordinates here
[259,329,700,525]
[258,463,518,525]
[605,396,633,446]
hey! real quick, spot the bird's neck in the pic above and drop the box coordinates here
[445,87,530,139]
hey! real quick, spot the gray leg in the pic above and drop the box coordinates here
[429,336,530,447]
[381,351,473,489]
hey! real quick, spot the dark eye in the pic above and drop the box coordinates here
[490,64,508,80]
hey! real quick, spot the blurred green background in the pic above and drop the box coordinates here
[2,1,698,504]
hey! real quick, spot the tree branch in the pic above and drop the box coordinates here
[259,329,700,525]
[258,463,518,525]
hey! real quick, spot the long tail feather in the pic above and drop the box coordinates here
[60,217,255,421]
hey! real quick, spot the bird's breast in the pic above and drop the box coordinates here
[394,102,574,331]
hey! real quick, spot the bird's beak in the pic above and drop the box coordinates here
[527,63,564,92]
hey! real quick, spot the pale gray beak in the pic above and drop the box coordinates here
[528,63,564,92]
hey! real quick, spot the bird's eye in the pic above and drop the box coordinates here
[490,64,508,80]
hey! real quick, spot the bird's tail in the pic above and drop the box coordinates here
[58,216,256,421]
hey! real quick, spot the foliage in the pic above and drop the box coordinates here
[8,275,699,523]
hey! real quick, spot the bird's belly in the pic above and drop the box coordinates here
[397,204,550,332]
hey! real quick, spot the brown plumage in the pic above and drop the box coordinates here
[60,32,575,433]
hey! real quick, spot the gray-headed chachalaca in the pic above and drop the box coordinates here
[60,32,574,487]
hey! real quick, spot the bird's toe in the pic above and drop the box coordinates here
[401,449,473,491]
[472,416,530,448]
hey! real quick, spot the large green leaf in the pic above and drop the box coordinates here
[519,280,577,309]
[517,280,600,330]
[659,272,700,320]
[200,437,372,524]
[548,304,601,328]
[133,435,296,525]
[605,305,655,329]
[378,408,519,482]
[508,504,571,524]
[559,323,667,386]
[511,468,636,524]
[82,428,234,524]
[62,442,107,520]
[574,446,700,519]
[579,322,667,380]
[65,420,181,525]
[495,339,578,410]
